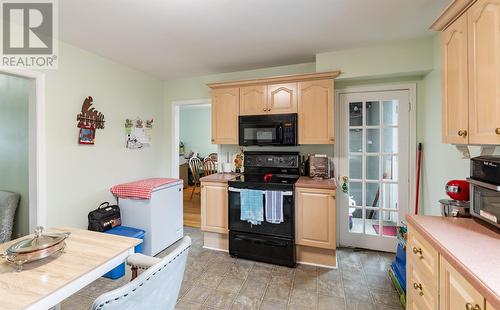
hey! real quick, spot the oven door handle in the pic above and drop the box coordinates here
[228,187,293,196]
[466,178,500,191]
[234,235,288,247]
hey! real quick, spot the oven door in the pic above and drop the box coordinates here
[468,178,500,228]
[228,187,294,238]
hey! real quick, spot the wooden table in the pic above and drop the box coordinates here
[0,227,141,310]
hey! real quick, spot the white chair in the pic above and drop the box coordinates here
[92,236,191,310]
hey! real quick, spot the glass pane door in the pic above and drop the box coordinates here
[339,90,410,252]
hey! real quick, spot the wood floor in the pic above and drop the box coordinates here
[183,185,201,228]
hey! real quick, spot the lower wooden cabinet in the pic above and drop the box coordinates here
[407,225,493,310]
[200,182,228,234]
[295,187,336,249]
[440,258,485,310]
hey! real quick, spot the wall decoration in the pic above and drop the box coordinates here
[77,96,105,129]
[79,125,96,144]
[125,118,153,149]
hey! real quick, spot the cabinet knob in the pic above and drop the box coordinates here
[413,282,424,296]
[458,129,468,137]
[211,138,215,142]
[495,128,500,135]
[466,303,481,310]
[412,247,423,258]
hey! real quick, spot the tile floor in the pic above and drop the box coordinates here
[62,227,403,310]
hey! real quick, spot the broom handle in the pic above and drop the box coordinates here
[415,143,423,215]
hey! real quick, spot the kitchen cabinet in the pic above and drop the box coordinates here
[440,257,485,310]
[407,224,493,310]
[433,0,500,145]
[407,225,439,310]
[295,187,336,249]
[200,182,228,234]
[240,85,268,115]
[468,0,500,144]
[441,12,469,144]
[298,79,334,144]
[267,83,298,114]
[211,87,239,144]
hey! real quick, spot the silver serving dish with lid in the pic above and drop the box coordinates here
[1,226,70,271]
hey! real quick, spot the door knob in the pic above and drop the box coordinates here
[495,128,500,135]
[458,129,468,137]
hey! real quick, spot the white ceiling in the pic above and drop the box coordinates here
[60,0,450,80]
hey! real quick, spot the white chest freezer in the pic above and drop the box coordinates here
[117,180,184,256]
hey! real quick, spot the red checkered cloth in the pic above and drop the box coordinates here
[110,178,180,199]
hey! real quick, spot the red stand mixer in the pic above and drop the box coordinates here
[439,180,471,217]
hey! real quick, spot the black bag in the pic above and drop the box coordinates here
[88,202,121,232]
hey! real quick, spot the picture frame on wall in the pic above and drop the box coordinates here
[79,125,96,145]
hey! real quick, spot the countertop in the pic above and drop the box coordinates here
[200,173,239,183]
[295,176,337,190]
[407,214,500,308]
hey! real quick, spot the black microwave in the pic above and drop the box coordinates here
[239,113,297,146]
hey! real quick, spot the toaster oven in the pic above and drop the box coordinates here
[467,156,500,229]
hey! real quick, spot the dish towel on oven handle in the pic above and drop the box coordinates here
[240,189,264,225]
[265,191,284,224]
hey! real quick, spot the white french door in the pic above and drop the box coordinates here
[338,89,412,252]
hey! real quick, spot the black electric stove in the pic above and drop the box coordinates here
[228,151,299,267]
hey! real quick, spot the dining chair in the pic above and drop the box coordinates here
[188,157,203,200]
[92,236,191,310]
[203,159,218,177]
[206,152,218,162]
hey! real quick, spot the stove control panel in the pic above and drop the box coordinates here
[244,152,299,169]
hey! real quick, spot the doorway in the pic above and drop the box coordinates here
[337,86,415,252]
[0,68,45,239]
[171,99,219,228]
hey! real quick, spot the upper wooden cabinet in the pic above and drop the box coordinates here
[295,187,336,249]
[211,87,239,144]
[468,0,500,144]
[208,71,340,145]
[200,182,228,234]
[433,0,500,145]
[240,85,268,115]
[298,79,334,144]
[267,83,298,114]
[441,13,470,144]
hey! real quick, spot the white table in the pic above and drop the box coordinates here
[0,227,140,310]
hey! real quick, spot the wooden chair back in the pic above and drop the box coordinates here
[206,153,218,162]
[203,159,218,176]
[188,157,203,183]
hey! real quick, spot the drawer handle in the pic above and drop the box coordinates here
[495,128,500,135]
[412,247,423,258]
[466,303,481,310]
[413,282,424,296]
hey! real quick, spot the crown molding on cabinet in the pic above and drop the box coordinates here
[430,0,476,30]
[207,70,341,89]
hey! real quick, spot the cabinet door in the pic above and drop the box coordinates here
[298,79,334,144]
[295,188,335,249]
[201,182,228,234]
[267,83,298,114]
[211,88,239,144]
[441,13,470,144]
[468,0,500,144]
[240,85,268,115]
[407,260,439,310]
[440,257,485,310]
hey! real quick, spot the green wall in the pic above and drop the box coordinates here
[180,106,216,157]
[0,74,31,237]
